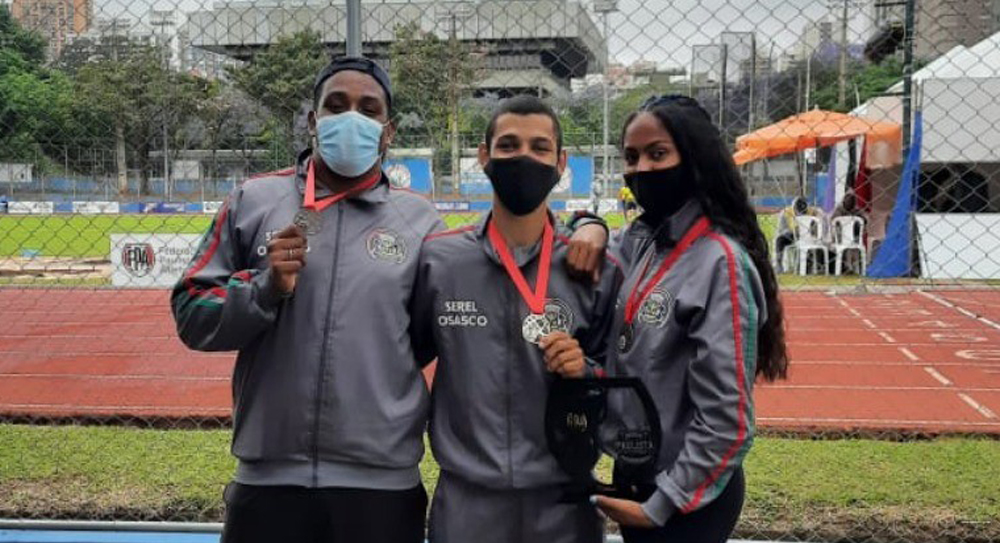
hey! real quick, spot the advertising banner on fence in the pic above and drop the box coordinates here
[110,234,202,288]
[8,201,55,215]
[74,201,120,214]
[202,201,224,214]
[143,202,187,214]
[434,201,471,211]
[565,198,619,214]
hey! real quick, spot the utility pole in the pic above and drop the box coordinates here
[594,0,618,212]
[688,54,695,97]
[346,0,361,57]
[838,0,849,107]
[901,0,916,154]
[450,12,460,196]
[719,43,728,135]
[805,46,812,110]
[763,42,775,123]
[748,34,757,130]
[110,21,127,197]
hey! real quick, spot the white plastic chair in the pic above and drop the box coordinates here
[832,216,867,276]
[792,216,828,275]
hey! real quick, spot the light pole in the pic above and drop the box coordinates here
[838,0,849,107]
[594,0,618,213]
[346,0,361,57]
[901,0,915,154]
[829,0,863,108]
[151,12,172,200]
[762,42,775,123]
[748,33,757,131]
[719,43,728,137]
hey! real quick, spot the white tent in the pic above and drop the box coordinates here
[852,32,1000,280]
[853,31,1000,164]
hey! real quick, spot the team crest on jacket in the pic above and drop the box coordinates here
[636,288,673,328]
[366,228,407,263]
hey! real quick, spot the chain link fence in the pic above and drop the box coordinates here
[2,0,999,541]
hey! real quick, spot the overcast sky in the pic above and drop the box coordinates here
[95,0,878,68]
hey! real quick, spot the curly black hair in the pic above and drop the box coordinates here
[621,95,788,381]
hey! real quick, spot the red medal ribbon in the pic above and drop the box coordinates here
[303,160,382,212]
[487,217,554,315]
[623,217,711,325]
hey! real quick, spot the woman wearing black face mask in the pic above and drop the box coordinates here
[590,96,788,543]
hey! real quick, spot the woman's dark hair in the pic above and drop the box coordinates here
[621,95,788,381]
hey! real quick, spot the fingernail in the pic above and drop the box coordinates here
[589,495,598,505]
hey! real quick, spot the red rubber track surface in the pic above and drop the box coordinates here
[1,289,998,433]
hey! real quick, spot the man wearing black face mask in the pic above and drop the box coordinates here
[409,95,623,543]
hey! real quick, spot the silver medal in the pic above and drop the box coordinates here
[293,209,322,236]
[522,313,553,345]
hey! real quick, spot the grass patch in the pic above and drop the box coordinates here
[0,213,773,259]
[0,214,499,259]
[0,424,997,541]
[0,216,214,259]
[0,276,111,287]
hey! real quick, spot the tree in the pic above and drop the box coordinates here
[390,22,482,187]
[74,46,208,195]
[0,6,74,165]
[0,5,45,66]
[192,83,268,180]
[811,56,904,113]
[228,30,328,165]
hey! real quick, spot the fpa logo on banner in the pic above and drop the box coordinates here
[121,243,156,277]
[110,234,203,288]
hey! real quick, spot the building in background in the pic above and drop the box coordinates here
[57,17,160,71]
[10,0,92,58]
[186,0,605,96]
[571,59,683,94]
[798,18,835,59]
[149,10,182,70]
[871,0,1000,59]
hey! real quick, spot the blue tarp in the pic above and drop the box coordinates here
[868,112,923,278]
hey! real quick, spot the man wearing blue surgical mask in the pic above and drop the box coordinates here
[172,57,438,543]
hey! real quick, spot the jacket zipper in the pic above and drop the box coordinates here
[504,276,515,488]
[312,205,344,486]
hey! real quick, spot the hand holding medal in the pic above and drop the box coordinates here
[539,332,586,378]
[267,224,308,294]
[272,160,382,295]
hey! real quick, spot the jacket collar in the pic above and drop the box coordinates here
[475,209,559,267]
[295,149,390,205]
[629,199,706,251]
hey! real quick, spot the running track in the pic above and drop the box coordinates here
[1,288,999,434]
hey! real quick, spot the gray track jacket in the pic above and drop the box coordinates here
[411,212,623,490]
[171,151,442,490]
[607,201,766,525]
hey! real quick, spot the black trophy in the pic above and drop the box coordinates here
[545,377,662,502]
